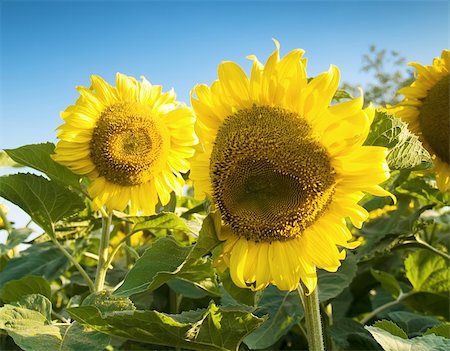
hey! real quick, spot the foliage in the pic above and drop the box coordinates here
[1,49,448,350]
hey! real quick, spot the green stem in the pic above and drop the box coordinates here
[51,237,95,292]
[94,211,113,292]
[298,284,325,351]
[360,291,415,325]
[399,237,450,261]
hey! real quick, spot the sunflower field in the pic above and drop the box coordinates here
[0,45,449,351]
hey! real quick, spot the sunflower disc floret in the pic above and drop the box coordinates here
[191,42,392,293]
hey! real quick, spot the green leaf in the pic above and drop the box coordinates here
[133,212,192,233]
[318,253,358,301]
[68,302,263,351]
[424,323,450,338]
[405,249,450,293]
[373,320,407,339]
[0,276,51,303]
[0,304,62,351]
[366,326,450,351]
[220,270,257,306]
[387,311,441,337]
[4,143,81,188]
[244,286,303,349]
[59,321,111,351]
[0,303,110,351]
[402,292,450,320]
[0,243,69,286]
[371,270,402,298]
[13,294,53,323]
[0,227,33,254]
[0,174,85,238]
[113,236,192,297]
[364,111,432,170]
[114,213,222,298]
[329,318,382,350]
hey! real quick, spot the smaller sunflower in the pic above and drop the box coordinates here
[390,50,450,191]
[53,73,197,214]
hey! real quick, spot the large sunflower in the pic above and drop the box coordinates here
[53,73,197,214]
[390,50,449,191]
[190,42,392,293]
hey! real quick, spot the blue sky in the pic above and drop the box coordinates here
[0,0,449,225]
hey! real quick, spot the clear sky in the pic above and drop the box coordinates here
[0,0,449,225]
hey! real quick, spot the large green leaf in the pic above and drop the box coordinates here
[0,303,110,351]
[59,322,111,351]
[372,320,407,339]
[405,249,450,293]
[0,305,62,351]
[366,325,450,351]
[387,311,441,337]
[329,318,382,351]
[0,174,85,238]
[0,276,51,303]
[114,212,222,298]
[364,111,431,170]
[318,253,358,301]
[68,302,263,351]
[113,236,192,297]
[244,286,303,350]
[4,143,81,188]
[220,271,257,307]
[0,243,69,286]
[13,294,53,323]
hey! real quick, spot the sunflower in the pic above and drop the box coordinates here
[190,42,392,293]
[53,73,197,214]
[390,50,449,191]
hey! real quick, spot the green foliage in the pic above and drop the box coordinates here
[0,243,69,286]
[68,302,263,351]
[366,325,450,351]
[405,250,450,293]
[364,111,432,171]
[1,47,449,351]
[0,276,51,303]
[0,173,85,238]
[243,286,303,349]
[4,143,81,188]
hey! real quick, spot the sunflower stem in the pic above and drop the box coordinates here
[94,210,113,292]
[298,284,325,351]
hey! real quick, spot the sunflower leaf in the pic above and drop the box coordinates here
[0,276,51,303]
[244,286,303,349]
[318,252,358,301]
[0,150,22,168]
[0,243,69,287]
[114,213,222,298]
[371,269,402,299]
[404,249,450,293]
[68,302,263,351]
[0,303,110,351]
[366,326,450,351]
[4,143,81,188]
[364,111,432,171]
[0,173,85,238]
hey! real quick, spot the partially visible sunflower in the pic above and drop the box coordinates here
[390,50,450,191]
[190,41,393,293]
[53,73,197,214]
